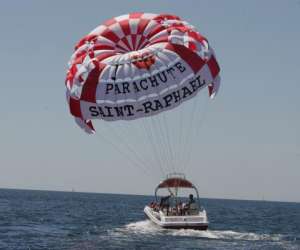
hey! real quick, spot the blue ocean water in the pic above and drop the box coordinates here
[0,189,299,250]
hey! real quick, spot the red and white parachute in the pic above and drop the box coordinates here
[65,13,220,134]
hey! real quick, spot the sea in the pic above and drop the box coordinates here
[0,189,299,250]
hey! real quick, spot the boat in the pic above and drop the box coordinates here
[144,173,208,230]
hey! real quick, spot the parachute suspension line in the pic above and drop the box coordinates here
[181,96,202,173]
[134,120,160,173]
[134,65,168,177]
[175,89,189,171]
[149,107,173,174]
[172,103,180,170]
[181,93,208,173]
[153,52,177,173]
[116,63,163,177]
[175,87,191,170]
[162,112,176,172]
[140,118,166,178]
[152,106,174,173]
[179,91,201,172]
[140,117,165,173]
[96,62,156,176]
[150,102,173,173]
[101,122,156,173]
[101,117,159,173]
[155,50,180,172]
[185,97,209,171]
[94,127,154,179]
[103,122,154,171]
[138,57,174,175]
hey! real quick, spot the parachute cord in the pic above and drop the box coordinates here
[151,114,171,173]
[95,60,156,178]
[150,51,177,174]
[182,93,208,173]
[144,103,171,173]
[137,52,172,175]
[162,112,176,172]
[180,95,199,172]
[94,127,155,180]
[134,120,159,172]
[105,120,157,169]
[159,113,173,173]
[115,64,162,177]
[184,97,209,171]
[175,91,194,172]
[141,118,166,178]
[149,114,172,174]
[99,124,151,173]
[182,96,199,171]
[102,122,155,172]
[152,108,173,173]
[175,96,185,173]
[132,59,168,177]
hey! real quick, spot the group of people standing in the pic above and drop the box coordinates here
[149,194,198,216]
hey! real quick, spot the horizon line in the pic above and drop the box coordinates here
[0,187,299,204]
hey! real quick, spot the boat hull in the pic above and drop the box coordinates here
[144,206,208,230]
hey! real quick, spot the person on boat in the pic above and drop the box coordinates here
[160,195,171,215]
[186,194,199,215]
[177,201,184,216]
[188,194,195,204]
[150,202,155,208]
[150,202,159,212]
[160,195,171,206]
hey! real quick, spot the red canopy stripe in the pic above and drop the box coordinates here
[157,178,193,188]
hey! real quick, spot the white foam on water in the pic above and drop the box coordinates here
[125,220,163,234]
[171,229,282,241]
[121,220,282,242]
[107,220,163,239]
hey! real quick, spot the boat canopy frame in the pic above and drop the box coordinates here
[154,173,200,203]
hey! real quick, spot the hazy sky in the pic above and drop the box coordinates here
[0,0,299,202]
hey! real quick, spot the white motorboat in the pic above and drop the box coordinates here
[144,173,208,230]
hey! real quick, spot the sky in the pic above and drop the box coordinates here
[0,0,299,202]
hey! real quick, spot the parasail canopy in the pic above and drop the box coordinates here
[65,13,221,134]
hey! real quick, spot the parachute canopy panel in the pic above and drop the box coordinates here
[65,12,221,134]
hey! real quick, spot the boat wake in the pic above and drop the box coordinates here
[122,220,282,241]
[126,220,164,234]
[170,228,281,241]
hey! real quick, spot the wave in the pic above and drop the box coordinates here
[123,220,282,241]
[171,229,281,241]
[126,220,164,234]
